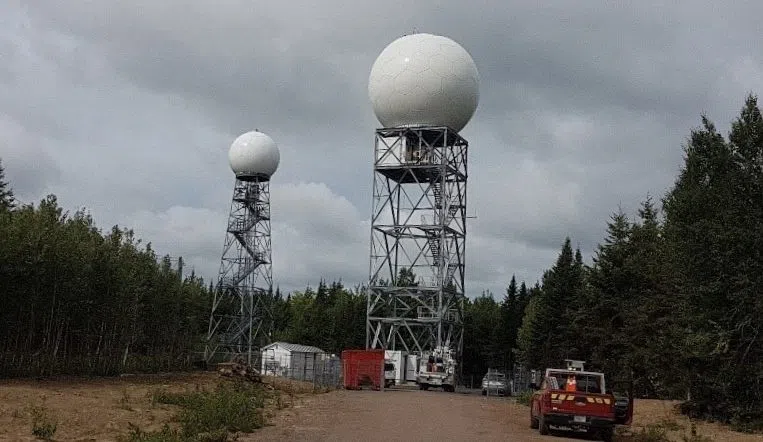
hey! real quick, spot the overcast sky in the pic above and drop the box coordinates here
[1,2,761,297]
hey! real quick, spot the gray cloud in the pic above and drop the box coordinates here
[0,113,63,199]
[2,1,763,295]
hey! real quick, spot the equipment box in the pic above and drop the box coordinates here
[342,349,384,390]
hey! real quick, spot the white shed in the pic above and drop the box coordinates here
[260,341,326,381]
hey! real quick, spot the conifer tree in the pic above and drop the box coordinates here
[663,94,763,423]
[0,159,15,211]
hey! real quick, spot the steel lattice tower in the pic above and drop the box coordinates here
[205,177,274,365]
[366,126,467,360]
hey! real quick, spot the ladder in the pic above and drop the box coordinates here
[432,182,443,209]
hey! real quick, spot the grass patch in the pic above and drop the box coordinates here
[272,390,294,410]
[119,388,133,410]
[28,403,57,441]
[126,379,267,441]
[679,399,763,434]
[615,420,712,442]
[124,376,332,441]
[730,412,763,433]
[514,390,533,406]
[616,424,670,442]
[121,423,182,442]
[263,376,331,395]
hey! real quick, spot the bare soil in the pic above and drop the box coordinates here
[243,388,763,441]
[0,373,216,441]
[0,375,760,441]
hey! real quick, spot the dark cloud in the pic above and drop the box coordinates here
[0,116,62,201]
[2,1,762,294]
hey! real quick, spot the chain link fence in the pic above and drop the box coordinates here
[513,363,539,395]
[260,351,342,388]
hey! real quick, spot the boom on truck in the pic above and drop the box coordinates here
[416,345,457,392]
[530,360,633,442]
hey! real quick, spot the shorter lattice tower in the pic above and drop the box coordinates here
[205,130,280,365]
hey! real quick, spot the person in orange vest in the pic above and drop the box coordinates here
[565,374,577,392]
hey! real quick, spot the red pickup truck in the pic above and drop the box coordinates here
[530,365,633,441]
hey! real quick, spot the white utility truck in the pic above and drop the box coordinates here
[384,350,421,387]
[416,345,457,392]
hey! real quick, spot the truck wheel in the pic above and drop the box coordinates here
[538,415,549,435]
[418,383,424,390]
[599,428,614,442]
[529,410,539,429]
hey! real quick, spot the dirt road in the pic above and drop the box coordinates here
[1,375,759,441]
[246,388,579,442]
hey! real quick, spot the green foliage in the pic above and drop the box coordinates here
[462,291,501,377]
[516,238,585,369]
[121,424,183,442]
[148,380,266,441]
[0,158,14,211]
[614,420,713,442]
[616,424,670,442]
[512,94,763,430]
[119,389,133,410]
[29,404,57,441]
[663,94,763,424]
[515,390,533,407]
[0,193,214,377]
[273,279,367,354]
[497,276,524,370]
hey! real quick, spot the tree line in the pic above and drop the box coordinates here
[512,95,763,430]
[0,94,760,428]
[0,188,212,376]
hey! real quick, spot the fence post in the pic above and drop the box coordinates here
[312,353,316,390]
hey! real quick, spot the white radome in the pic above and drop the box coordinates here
[228,130,280,180]
[368,33,480,132]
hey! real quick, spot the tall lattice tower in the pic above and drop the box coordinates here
[205,130,280,366]
[365,33,480,362]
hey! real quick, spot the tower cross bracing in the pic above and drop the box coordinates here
[366,126,467,360]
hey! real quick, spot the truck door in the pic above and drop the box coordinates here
[611,379,634,426]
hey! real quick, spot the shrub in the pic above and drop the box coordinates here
[515,390,533,406]
[148,379,266,440]
[29,404,57,441]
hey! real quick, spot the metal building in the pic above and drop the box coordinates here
[261,342,336,383]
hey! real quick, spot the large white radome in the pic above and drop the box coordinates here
[368,33,480,132]
[228,131,280,180]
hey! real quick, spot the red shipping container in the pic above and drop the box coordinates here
[341,349,384,390]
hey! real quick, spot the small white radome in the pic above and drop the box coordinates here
[228,130,280,180]
[368,33,480,133]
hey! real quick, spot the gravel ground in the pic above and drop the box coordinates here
[1,375,760,442]
[244,387,581,442]
[248,387,763,442]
